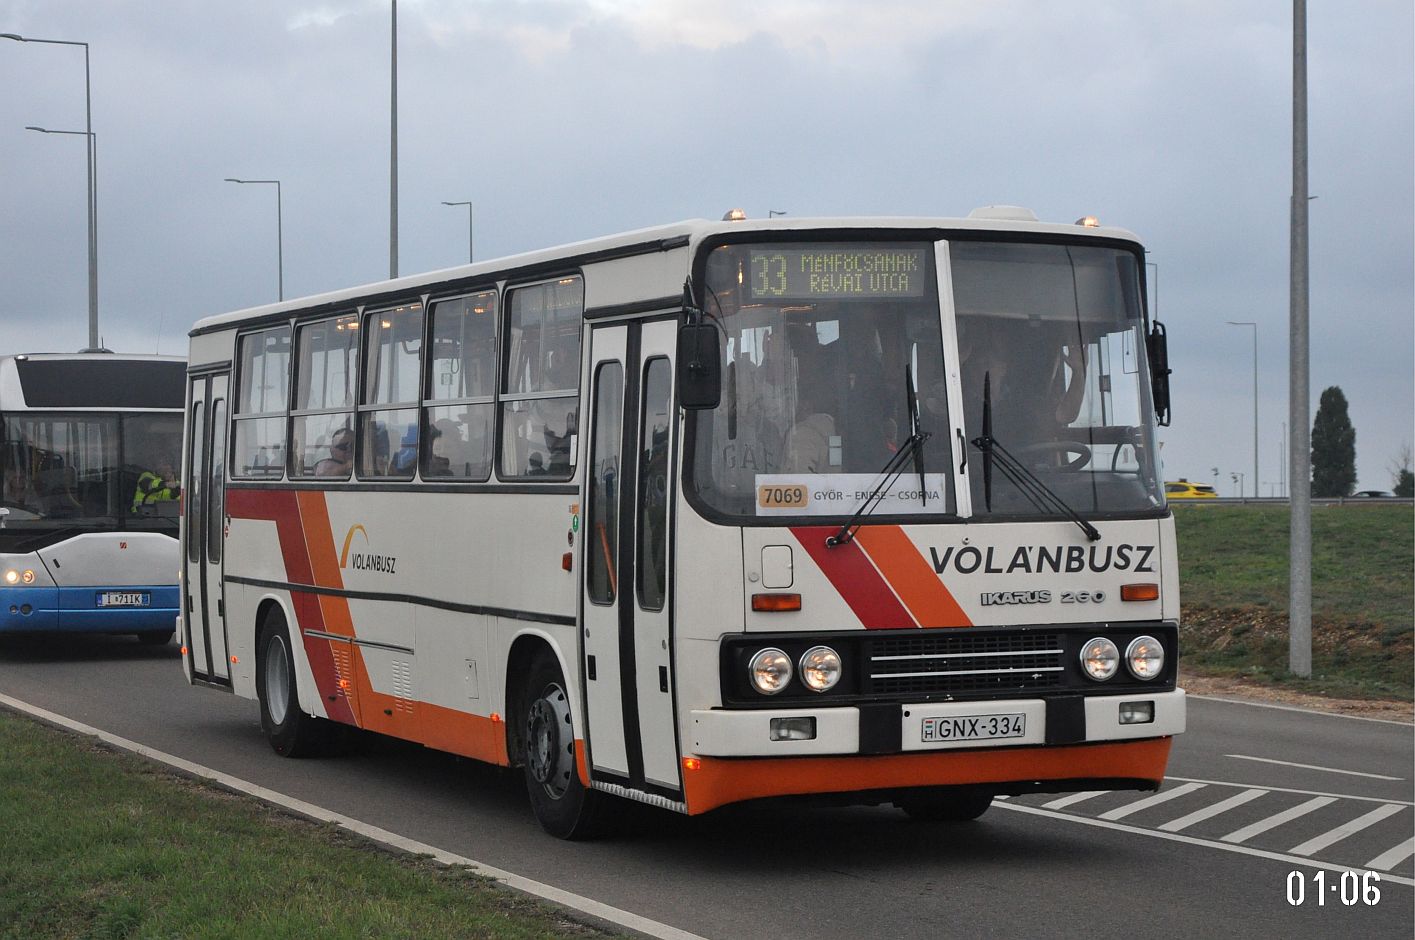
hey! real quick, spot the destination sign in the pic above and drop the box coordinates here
[748,247,927,300]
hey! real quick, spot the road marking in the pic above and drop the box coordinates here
[1041,790,1108,810]
[1159,788,1266,832]
[1221,796,1336,843]
[0,692,708,940]
[1168,775,1415,806]
[1225,754,1404,780]
[1368,837,1415,872]
[1188,693,1412,726]
[993,801,1415,888]
[1289,804,1407,857]
[1098,782,1206,821]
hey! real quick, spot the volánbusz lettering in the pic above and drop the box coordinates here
[930,543,1155,575]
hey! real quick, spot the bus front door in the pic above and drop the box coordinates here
[580,318,682,799]
[184,372,231,685]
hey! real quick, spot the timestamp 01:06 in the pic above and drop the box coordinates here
[1286,870,1381,906]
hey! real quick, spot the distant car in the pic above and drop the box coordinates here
[1353,490,1392,498]
[1165,480,1218,499]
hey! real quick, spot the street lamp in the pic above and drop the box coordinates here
[225,179,284,301]
[1227,320,1258,498]
[441,201,473,263]
[768,209,787,217]
[5,33,99,350]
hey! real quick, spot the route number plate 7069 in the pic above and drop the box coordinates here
[921,713,1026,743]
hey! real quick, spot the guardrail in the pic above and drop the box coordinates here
[1173,496,1413,507]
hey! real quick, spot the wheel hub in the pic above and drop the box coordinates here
[526,683,574,799]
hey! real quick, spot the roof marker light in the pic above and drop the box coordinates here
[1075,215,1100,227]
[722,208,747,221]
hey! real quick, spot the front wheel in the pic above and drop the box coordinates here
[256,607,330,757]
[520,655,606,839]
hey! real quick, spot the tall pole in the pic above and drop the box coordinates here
[1289,0,1312,677]
[5,34,98,350]
[1228,321,1258,497]
[442,201,474,262]
[224,179,284,301]
[389,0,399,279]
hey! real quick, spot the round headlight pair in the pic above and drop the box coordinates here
[1080,635,1164,681]
[4,569,34,585]
[748,646,842,695]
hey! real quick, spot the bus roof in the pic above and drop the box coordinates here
[189,212,1143,336]
[0,353,187,411]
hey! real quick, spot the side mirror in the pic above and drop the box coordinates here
[1147,320,1172,427]
[677,323,721,410]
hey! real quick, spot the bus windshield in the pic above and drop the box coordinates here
[688,241,956,519]
[687,237,1163,522]
[1,411,184,530]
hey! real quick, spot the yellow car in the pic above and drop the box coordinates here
[1165,480,1218,499]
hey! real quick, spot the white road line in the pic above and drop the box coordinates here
[993,801,1415,889]
[1289,804,1408,857]
[1159,788,1266,832]
[1041,790,1109,810]
[0,693,708,940]
[1367,837,1415,872]
[1225,754,1404,780]
[1167,775,1415,807]
[1221,796,1336,844]
[1188,693,1413,726]
[1098,782,1206,821]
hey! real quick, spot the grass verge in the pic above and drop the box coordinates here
[0,709,614,940]
[1175,503,1413,701]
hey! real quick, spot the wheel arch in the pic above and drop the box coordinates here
[503,628,578,771]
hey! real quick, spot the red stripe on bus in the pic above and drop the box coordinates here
[791,526,915,629]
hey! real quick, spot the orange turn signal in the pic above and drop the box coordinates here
[1121,583,1160,602]
[682,757,702,771]
[752,593,802,612]
[562,552,573,571]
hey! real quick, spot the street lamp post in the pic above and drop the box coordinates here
[5,33,99,350]
[389,0,399,279]
[441,201,474,263]
[1227,320,1258,497]
[225,179,284,301]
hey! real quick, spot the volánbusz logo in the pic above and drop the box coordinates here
[930,543,1156,575]
[338,524,398,575]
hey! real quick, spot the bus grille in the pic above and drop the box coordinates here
[863,632,1065,696]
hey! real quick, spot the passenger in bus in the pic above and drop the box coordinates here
[132,457,180,511]
[957,318,1088,444]
[314,428,354,476]
[3,461,40,514]
[782,381,838,474]
[392,425,419,475]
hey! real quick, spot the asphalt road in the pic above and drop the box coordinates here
[1,634,1411,940]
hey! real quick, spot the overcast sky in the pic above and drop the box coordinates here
[2,1,1410,493]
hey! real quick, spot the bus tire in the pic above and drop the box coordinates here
[896,787,993,822]
[137,630,173,645]
[256,608,328,758]
[520,655,605,840]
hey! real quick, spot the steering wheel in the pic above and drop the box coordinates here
[1016,439,1091,472]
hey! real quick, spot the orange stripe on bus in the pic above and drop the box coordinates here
[296,491,344,592]
[854,526,972,627]
[681,737,1172,815]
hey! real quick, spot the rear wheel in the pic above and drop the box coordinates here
[256,607,329,757]
[896,787,993,822]
[520,655,606,839]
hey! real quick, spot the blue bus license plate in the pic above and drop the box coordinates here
[98,592,151,608]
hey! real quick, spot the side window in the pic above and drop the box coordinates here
[586,362,623,604]
[231,326,291,478]
[291,315,358,479]
[423,290,496,481]
[358,302,423,479]
[499,277,583,479]
[636,358,671,611]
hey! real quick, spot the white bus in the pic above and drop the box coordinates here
[1,352,186,643]
[182,209,1183,837]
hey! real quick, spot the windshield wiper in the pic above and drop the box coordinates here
[970,373,1100,542]
[905,361,928,507]
[827,366,931,548]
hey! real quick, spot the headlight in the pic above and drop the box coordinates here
[3,570,17,585]
[798,646,841,692]
[748,648,793,695]
[1126,635,1165,680]
[1080,637,1119,681]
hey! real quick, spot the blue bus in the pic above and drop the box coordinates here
[0,352,186,643]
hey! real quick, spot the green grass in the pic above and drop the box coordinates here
[1174,503,1413,700]
[0,710,613,940]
